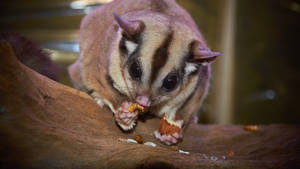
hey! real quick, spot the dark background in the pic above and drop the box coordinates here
[1,0,299,124]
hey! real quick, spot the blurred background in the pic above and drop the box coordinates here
[0,0,299,124]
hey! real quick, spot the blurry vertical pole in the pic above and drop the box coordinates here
[213,0,236,124]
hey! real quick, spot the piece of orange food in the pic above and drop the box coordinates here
[170,145,179,151]
[243,125,258,132]
[127,103,145,113]
[159,114,181,136]
[135,135,143,144]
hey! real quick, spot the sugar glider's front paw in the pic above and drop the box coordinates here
[115,101,139,131]
[154,114,184,145]
[93,96,116,113]
[154,130,183,145]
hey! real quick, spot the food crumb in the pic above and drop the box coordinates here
[170,146,178,151]
[179,149,190,155]
[126,139,137,144]
[128,103,145,113]
[244,125,258,132]
[144,142,157,147]
[118,137,137,144]
[135,135,143,144]
[210,156,218,161]
[228,150,234,157]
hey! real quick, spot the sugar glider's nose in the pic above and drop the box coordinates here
[136,95,151,107]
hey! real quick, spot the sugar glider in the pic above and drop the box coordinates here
[69,0,221,145]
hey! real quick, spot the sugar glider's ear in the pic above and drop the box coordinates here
[188,40,222,65]
[113,13,145,40]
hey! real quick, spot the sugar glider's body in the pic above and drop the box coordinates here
[69,0,221,145]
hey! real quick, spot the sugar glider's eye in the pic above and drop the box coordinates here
[162,73,179,92]
[129,60,142,81]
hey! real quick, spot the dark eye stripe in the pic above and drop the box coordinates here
[119,37,128,56]
[150,30,173,85]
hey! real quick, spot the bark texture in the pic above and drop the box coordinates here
[0,41,299,169]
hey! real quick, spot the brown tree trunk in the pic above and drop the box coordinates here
[0,40,299,169]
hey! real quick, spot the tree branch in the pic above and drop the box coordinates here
[0,40,299,169]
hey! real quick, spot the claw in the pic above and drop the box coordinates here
[118,121,136,131]
[172,132,179,139]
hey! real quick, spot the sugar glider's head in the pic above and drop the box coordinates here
[108,12,221,109]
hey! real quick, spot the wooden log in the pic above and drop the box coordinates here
[0,40,299,169]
